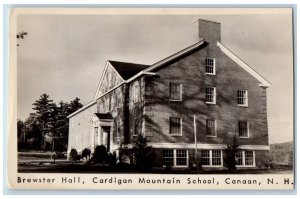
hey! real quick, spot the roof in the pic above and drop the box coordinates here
[108,60,150,80]
[94,113,113,120]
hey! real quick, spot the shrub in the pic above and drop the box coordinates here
[69,149,79,161]
[82,148,91,160]
[106,152,117,165]
[92,145,107,164]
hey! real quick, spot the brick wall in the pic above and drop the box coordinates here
[143,42,269,146]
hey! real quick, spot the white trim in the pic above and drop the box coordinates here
[237,90,248,107]
[201,149,223,168]
[169,83,182,102]
[236,150,256,167]
[169,117,183,136]
[148,143,270,150]
[125,40,205,83]
[238,120,250,138]
[217,42,271,87]
[94,61,125,99]
[205,86,216,104]
[206,119,217,137]
[205,58,216,75]
[163,149,189,168]
[67,100,96,118]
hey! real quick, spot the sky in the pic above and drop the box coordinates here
[16,9,293,144]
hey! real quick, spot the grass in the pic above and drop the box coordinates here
[18,162,293,174]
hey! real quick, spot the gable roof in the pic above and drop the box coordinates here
[217,42,271,87]
[108,60,150,80]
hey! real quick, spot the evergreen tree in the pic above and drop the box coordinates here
[32,93,55,147]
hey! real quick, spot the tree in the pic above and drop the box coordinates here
[68,97,83,115]
[32,93,55,147]
[224,134,240,170]
[132,134,153,170]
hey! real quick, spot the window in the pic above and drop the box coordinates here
[169,83,182,101]
[176,150,188,166]
[200,150,210,166]
[212,150,222,165]
[236,150,255,167]
[201,150,222,167]
[236,151,243,166]
[205,58,215,75]
[163,149,188,167]
[237,90,248,106]
[206,87,216,104]
[133,118,139,136]
[169,117,182,135]
[133,83,139,103]
[206,119,216,137]
[163,150,174,166]
[238,121,249,138]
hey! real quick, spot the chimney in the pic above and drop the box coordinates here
[197,19,221,43]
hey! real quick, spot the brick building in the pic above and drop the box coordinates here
[67,19,271,169]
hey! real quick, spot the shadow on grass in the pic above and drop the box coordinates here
[18,162,293,174]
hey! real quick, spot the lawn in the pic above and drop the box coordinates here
[18,162,293,174]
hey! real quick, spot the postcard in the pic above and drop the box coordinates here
[7,7,294,190]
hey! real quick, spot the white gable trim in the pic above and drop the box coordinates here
[67,100,96,118]
[217,42,271,87]
[94,61,125,99]
[124,40,205,83]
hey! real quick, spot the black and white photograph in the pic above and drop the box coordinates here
[8,8,294,190]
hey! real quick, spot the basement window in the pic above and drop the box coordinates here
[205,58,215,75]
[200,150,223,167]
[236,150,255,167]
[163,149,188,167]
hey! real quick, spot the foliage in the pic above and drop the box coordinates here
[92,145,108,164]
[18,93,83,152]
[224,135,240,170]
[132,134,153,170]
[269,141,293,165]
[82,148,91,160]
[106,152,117,165]
[69,149,80,161]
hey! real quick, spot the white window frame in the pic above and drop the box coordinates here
[169,83,182,101]
[236,150,256,167]
[201,150,223,167]
[133,118,139,136]
[206,119,217,137]
[205,58,216,75]
[238,121,249,138]
[205,87,216,104]
[237,90,248,107]
[133,83,139,103]
[163,149,189,168]
[169,117,183,136]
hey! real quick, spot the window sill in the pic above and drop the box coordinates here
[206,135,217,138]
[202,165,223,168]
[206,102,216,105]
[169,134,183,137]
[169,99,182,102]
[239,136,249,139]
[236,165,255,168]
[205,73,216,76]
[238,105,248,107]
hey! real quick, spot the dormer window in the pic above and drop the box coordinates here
[205,58,215,75]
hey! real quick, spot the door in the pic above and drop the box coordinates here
[102,126,111,151]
